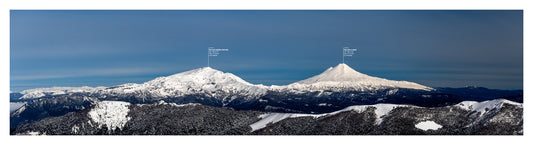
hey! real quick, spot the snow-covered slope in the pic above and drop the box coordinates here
[19,86,107,99]
[10,102,26,113]
[279,63,432,91]
[250,103,410,131]
[249,99,521,132]
[103,67,268,98]
[454,99,522,116]
[88,101,131,131]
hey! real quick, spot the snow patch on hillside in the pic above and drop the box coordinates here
[88,101,131,131]
[250,113,324,131]
[387,89,399,95]
[330,103,408,124]
[415,121,442,131]
[72,125,80,134]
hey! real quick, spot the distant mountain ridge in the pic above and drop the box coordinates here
[16,86,107,99]
[12,63,432,100]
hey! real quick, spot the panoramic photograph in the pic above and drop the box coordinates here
[9,10,523,135]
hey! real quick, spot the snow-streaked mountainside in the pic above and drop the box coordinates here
[454,99,522,116]
[249,103,406,131]
[19,86,107,99]
[249,99,520,132]
[102,67,268,98]
[282,63,433,91]
[249,104,408,131]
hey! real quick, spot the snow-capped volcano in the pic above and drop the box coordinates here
[286,63,433,91]
[104,67,268,98]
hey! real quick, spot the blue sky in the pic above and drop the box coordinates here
[10,10,523,91]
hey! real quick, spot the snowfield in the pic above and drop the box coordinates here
[415,121,442,131]
[88,101,131,131]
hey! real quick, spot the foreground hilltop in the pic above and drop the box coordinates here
[11,99,522,135]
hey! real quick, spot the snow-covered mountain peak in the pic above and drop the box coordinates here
[105,67,268,98]
[151,67,251,86]
[296,63,371,84]
[290,63,433,91]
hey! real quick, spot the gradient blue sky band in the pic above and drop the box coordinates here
[10,10,523,91]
